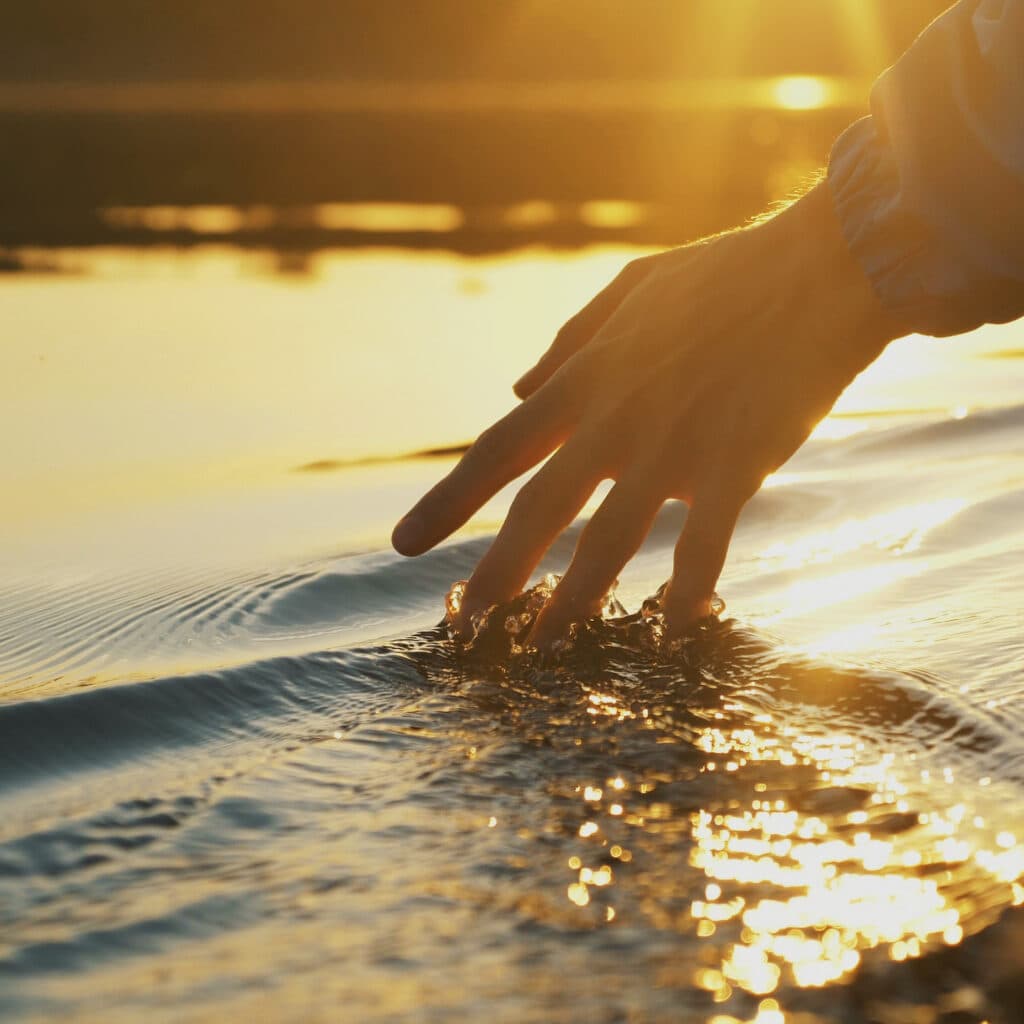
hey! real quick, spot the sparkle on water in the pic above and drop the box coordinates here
[436,575,1024,1023]
[5,244,1024,1023]
[444,574,726,661]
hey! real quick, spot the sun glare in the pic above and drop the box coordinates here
[772,75,830,111]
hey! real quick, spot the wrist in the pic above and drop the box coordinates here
[774,180,910,357]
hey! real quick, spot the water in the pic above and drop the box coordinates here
[2,247,1024,1023]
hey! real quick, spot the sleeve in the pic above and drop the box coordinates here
[827,0,1024,337]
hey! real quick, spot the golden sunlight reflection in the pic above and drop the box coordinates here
[758,499,968,570]
[807,417,869,442]
[3,245,652,534]
[578,200,650,230]
[760,563,927,636]
[103,205,249,234]
[689,725,997,998]
[103,202,468,235]
[502,200,560,229]
[313,203,464,233]
[564,699,1024,1018]
[751,499,968,637]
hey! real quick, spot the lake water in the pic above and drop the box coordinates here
[2,245,1024,1023]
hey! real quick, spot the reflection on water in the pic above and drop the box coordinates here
[3,245,1019,548]
[3,242,1024,1022]
[686,721,1020,999]
[438,580,1024,1021]
[757,500,969,569]
[8,586,1023,1022]
[102,202,468,236]
[0,245,653,538]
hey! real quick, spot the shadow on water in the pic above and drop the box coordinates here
[2,581,1023,1022]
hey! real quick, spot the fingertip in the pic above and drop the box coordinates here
[526,588,600,653]
[524,609,561,654]
[664,493,743,632]
[391,513,426,556]
[661,585,714,637]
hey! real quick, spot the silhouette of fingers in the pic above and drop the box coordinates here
[513,260,650,399]
[662,489,744,632]
[456,430,607,626]
[528,471,664,648]
[392,379,577,557]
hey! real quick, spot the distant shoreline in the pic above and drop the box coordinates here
[0,87,859,252]
[0,76,866,115]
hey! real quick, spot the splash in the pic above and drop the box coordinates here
[444,575,725,662]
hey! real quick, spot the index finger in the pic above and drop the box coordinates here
[392,374,578,557]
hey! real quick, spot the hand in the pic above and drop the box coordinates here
[392,181,907,648]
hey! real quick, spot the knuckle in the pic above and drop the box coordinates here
[507,475,547,526]
[696,466,757,506]
[559,343,601,389]
[551,317,582,356]
[621,258,645,282]
[471,424,507,463]
[554,318,578,346]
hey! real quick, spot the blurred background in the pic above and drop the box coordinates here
[2,0,951,259]
[2,0,967,552]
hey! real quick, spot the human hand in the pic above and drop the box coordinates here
[392,182,907,648]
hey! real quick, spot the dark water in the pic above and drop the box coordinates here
[3,251,1024,1022]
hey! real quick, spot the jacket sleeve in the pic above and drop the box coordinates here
[828,0,1024,337]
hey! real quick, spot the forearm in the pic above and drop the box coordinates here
[828,0,1024,337]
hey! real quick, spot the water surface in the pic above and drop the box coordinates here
[2,248,1024,1023]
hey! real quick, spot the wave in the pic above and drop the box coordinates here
[0,637,445,803]
[3,577,1019,809]
[2,577,1022,1021]
[848,402,1024,457]
[0,480,840,707]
